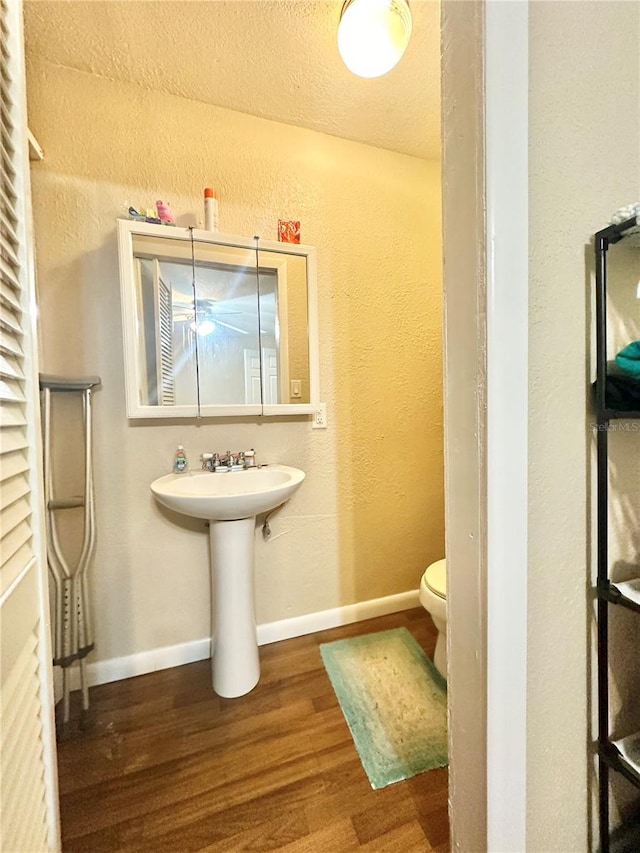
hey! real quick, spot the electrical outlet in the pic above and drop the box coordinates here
[312,403,327,429]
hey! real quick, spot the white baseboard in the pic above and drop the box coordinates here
[64,589,420,691]
[256,589,419,645]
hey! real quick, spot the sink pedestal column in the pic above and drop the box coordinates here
[209,517,260,698]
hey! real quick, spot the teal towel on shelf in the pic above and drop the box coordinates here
[615,340,640,377]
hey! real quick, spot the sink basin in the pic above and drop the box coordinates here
[150,464,305,521]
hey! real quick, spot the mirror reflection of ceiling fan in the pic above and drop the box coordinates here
[172,294,250,336]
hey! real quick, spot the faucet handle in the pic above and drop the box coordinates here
[200,452,220,472]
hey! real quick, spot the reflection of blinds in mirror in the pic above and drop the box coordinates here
[156,273,175,405]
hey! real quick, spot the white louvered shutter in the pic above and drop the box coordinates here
[155,269,175,405]
[0,1,60,851]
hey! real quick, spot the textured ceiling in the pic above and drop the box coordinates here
[23,0,441,160]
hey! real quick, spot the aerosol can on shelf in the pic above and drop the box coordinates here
[204,187,219,231]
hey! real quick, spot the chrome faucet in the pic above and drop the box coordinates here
[201,451,253,471]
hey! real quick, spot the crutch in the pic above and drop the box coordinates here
[39,374,101,726]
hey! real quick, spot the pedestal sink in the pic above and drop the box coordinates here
[150,465,305,698]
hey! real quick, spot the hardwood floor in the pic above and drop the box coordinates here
[56,608,449,852]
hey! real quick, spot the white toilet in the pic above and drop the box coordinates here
[419,559,447,678]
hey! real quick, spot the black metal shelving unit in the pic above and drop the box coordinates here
[594,215,640,853]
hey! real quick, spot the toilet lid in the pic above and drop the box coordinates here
[425,559,447,599]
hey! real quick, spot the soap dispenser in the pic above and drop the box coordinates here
[174,445,188,473]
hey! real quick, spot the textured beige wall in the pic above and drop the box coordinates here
[440,3,487,851]
[528,2,640,849]
[25,60,444,664]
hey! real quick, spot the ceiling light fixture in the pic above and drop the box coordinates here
[337,0,412,79]
[190,318,216,336]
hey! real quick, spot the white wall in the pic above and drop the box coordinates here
[26,60,444,668]
[528,2,640,848]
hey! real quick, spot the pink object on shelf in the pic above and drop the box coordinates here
[278,220,300,244]
[155,200,175,223]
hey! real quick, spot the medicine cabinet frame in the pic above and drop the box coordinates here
[117,219,320,419]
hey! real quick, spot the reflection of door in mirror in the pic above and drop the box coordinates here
[244,349,278,404]
[262,349,279,404]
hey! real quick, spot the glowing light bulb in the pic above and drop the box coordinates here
[337,0,412,79]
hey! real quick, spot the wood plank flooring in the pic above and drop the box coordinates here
[56,608,449,852]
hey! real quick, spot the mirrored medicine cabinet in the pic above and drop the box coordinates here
[117,220,319,418]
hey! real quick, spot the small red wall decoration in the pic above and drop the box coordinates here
[278,220,301,244]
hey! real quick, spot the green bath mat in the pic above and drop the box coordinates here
[320,627,448,789]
